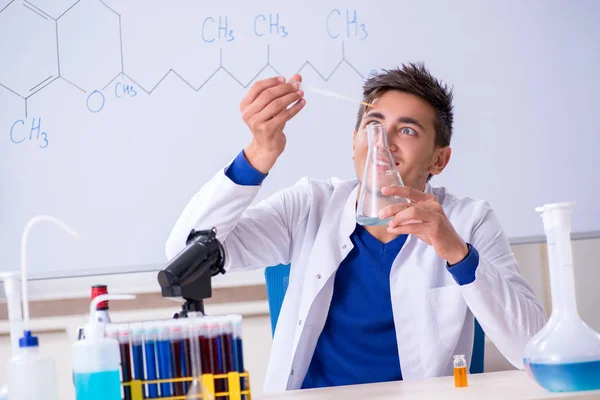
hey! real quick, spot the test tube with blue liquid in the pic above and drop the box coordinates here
[143,322,159,398]
[230,315,246,399]
[130,323,146,397]
[156,321,173,397]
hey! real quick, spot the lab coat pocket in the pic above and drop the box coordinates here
[428,285,468,353]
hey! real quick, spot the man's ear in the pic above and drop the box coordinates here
[428,146,451,176]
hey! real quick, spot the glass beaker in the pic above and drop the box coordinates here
[356,123,408,226]
[523,202,600,392]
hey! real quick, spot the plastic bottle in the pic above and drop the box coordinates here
[7,330,58,400]
[356,123,408,225]
[72,294,135,400]
[6,215,77,400]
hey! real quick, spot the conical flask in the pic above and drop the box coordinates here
[523,202,600,392]
[356,123,408,226]
[186,318,214,400]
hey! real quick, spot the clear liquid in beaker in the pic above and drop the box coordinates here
[356,123,408,226]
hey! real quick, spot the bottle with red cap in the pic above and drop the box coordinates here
[91,285,112,324]
[77,285,112,340]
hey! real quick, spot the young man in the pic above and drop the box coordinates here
[165,64,547,392]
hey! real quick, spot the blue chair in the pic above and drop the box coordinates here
[264,264,292,334]
[264,263,486,374]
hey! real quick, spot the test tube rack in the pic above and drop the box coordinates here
[122,371,252,400]
[107,314,250,400]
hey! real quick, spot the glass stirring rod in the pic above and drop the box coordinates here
[289,80,375,108]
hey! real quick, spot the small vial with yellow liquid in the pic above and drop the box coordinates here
[453,355,468,388]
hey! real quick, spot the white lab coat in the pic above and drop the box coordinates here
[165,166,548,393]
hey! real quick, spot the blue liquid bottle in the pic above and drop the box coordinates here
[72,294,135,400]
[524,203,600,392]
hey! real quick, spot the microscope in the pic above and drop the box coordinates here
[157,227,226,318]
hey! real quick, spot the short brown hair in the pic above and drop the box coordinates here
[355,63,454,148]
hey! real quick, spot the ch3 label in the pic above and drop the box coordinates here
[202,16,235,43]
[115,81,137,98]
[326,9,368,40]
[10,118,48,149]
[254,13,288,38]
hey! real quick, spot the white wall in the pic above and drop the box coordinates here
[1,238,599,399]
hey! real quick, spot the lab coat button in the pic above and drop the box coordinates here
[290,370,294,376]
[298,320,302,326]
[342,244,347,249]
[316,274,321,279]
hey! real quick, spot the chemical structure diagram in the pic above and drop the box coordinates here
[0,0,374,149]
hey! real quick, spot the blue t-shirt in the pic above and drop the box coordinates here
[302,224,406,388]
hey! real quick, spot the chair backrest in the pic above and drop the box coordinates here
[471,318,485,374]
[264,264,485,374]
[264,264,292,334]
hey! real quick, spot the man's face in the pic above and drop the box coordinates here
[353,90,450,190]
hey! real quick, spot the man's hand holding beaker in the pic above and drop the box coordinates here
[379,186,469,265]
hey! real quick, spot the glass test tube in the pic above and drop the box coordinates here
[119,325,133,400]
[169,320,185,396]
[130,322,146,397]
[230,315,247,399]
[157,321,174,397]
[105,325,126,400]
[180,319,193,393]
[143,322,159,398]
[188,318,204,378]
[208,317,228,395]
[186,318,205,400]
[198,318,212,376]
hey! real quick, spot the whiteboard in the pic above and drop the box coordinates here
[1,0,599,278]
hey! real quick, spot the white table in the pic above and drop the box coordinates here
[256,371,600,400]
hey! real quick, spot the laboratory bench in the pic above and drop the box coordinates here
[257,370,600,400]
